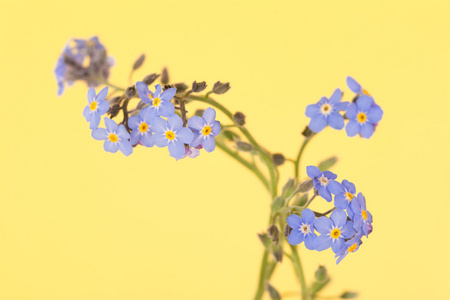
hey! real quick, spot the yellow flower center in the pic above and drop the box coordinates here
[153,97,161,107]
[202,126,212,136]
[109,133,118,143]
[139,123,148,133]
[348,243,358,253]
[320,104,332,115]
[357,112,367,123]
[345,192,354,202]
[362,210,368,220]
[166,131,175,140]
[331,228,341,239]
[362,89,371,96]
[89,101,97,111]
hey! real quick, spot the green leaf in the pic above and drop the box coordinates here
[318,156,338,171]
[292,194,308,206]
[271,196,285,212]
[222,130,240,141]
[341,291,358,299]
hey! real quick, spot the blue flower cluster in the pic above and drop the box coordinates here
[54,36,114,96]
[286,166,373,264]
[305,77,383,139]
[85,84,222,159]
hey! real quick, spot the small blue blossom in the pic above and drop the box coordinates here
[351,193,373,237]
[306,166,337,202]
[92,117,133,156]
[136,82,176,118]
[83,87,110,129]
[188,107,221,152]
[345,95,383,139]
[346,76,371,96]
[327,179,356,210]
[335,231,363,264]
[286,208,317,250]
[150,114,194,159]
[128,110,154,147]
[313,210,355,253]
[305,88,349,133]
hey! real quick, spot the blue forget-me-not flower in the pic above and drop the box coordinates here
[286,208,317,250]
[83,87,110,129]
[313,209,355,253]
[92,117,133,156]
[188,107,221,152]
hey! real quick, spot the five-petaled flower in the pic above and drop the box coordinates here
[128,110,154,147]
[328,179,357,210]
[313,210,355,253]
[335,231,363,264]
[92,117,133,156]
[83,87,110,129]
[351,193,373,237]
[150,114,194,159]
[345,95,383,139]
[188,107,222,152]
[306,165,338,202]
[286,208,317,250]
[305,88,349,133]
[136,82,176,118]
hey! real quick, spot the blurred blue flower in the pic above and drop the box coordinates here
[92,117,133,156]
[327,179,356,210]
[306,166,337,202]
[83,87,110,129]
[128,110,154,147]
[150,114,194,159]
[136,82,176,118]
[305,88,349,133]
[313,210,355,253]
[286,208,317,250]
[345,95,383,139]
[351,193,373,237]
[335,231,363,264]
[188,108,221,152]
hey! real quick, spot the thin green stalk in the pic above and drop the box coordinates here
[253,249,269,300]
[290,245,308,300]
[294,135,315,179]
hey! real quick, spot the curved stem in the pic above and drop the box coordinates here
[253,249,269,300]
[294,135,315,179]
[290,245,308,300]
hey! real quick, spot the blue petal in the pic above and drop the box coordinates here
[330,210,347,228]
[136,81,151,103]
[304,233,316,250]
[313,235,332,251]
[160,87,177,101]
[334,194,349,210]
[150,117,168,133]
[128,115,141,130]
[360,123,375,139]
[334,101,349,111]
[341,221,355,238]
[314,217,333,234]
[130,130,141,145]
[336,251,348,264]
[154,84,162,96]
[168,114,183,130]
[190,133,203,148]
[328,180,345,195]
[104,140,119,153]
[203,135,216,152]
[329,88,342,104]
[345,120,360,137]
[203,107,216,125]
[140,132,154,147]
[319,187,332,202]
[89,112,101,130]
[332,238,345,253]
[342,180,356,194]
[159,101,175,118]
[305,104,320,118]
[187,116,205,131]
[92,128,108,140]
[287,230,304,245]
[327,112,344,130]
[152,133,169,147]
[96,86,109,102]
[211,121,221,136]
[287,214,302,229]
[306,166,322,179]
[168,141,185,159]
[368,105,383,123]
[356,95,373,111]
[176,127,194,144]
[323,171,337,180]
[87,87,96,103]
[104,117,118,132]
[345,103,358,119]
[301,209,315,224]
[119,141,133,156]
[83,106,91,122]
[97,100,109,115]
[117,125,131,140]
[346,76,362,93]
[308,115,327,133]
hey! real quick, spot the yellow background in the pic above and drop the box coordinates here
[1,0,449,299]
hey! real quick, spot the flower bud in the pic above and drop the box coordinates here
[212,81,231,94]
[126,86,136,98]
[143,73,160,85]
[233,112,246,126]
[266,283,281,300]
[194,109,205,117]
[315,265,327,281]
[236,140,253,152]
[192,81,207,93]
[340,292,358,299]
[161,67,169,84]
[132,54,145,70]
[298,179,313,192]
[270,247,283,263]
[267,225,280,246]
[302,126,312,137]
[272,153,285,166]
[282,178,298,198]
[108,104,122,119]
[284,224,293,238]
[174,82,188,93]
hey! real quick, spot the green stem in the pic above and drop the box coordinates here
[290,245,308,300]
[294,135,315,179]
[253,249,269,300]
[216,141,270,192]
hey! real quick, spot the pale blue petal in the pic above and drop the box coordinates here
[188,116,205,131]
[128,115,141,130]
[104,117,118,132]
[319,187,332,202]
[305,104,320,118]
[332,238,345,253]
[168,114,183,130]
[301,209,315,224]
[342,180,356,194]
[304,233,316,250]
[89,112,101,129]
[97,100,109,115]
[328,112,344,130]
[160,87,177,101]
[159,101,175,118]
[119,141,133,156]
[150,117,168,133]
[329,88,342,104]
[334,101,349,111]
[314,235,332,251]
[334,194,349,210]
[130,130,141,145]
[176,127,194,144]
[87,87,96,103]
[92,128,108,140]
[345,120,360,137]
[287,214,302,229]
[203,135,216,152]
[287,230,304,245]
[341,221,355,238]
[314,217,333,234]
[154,84,162,96]
[323,171,337,180]
[140,132,154,147]
[168,141,185,159]
[360,123,375,139]
[356,95,373,111]
[117,125,131,140]
[190,133,203,148]
[83,106,91,122]
[306,166,322,179]
[328,181,345,194]
[104,140,119,153]
[345,103,358,119]
[308,115,327,133]
[136,81,151,103]
[203,107,216,125]
[330,210,347,228]
[211,121,221,136]
[368,105,383,123]
[96,86,109,102]
[346,76,362,93]
[152,133,169,147]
